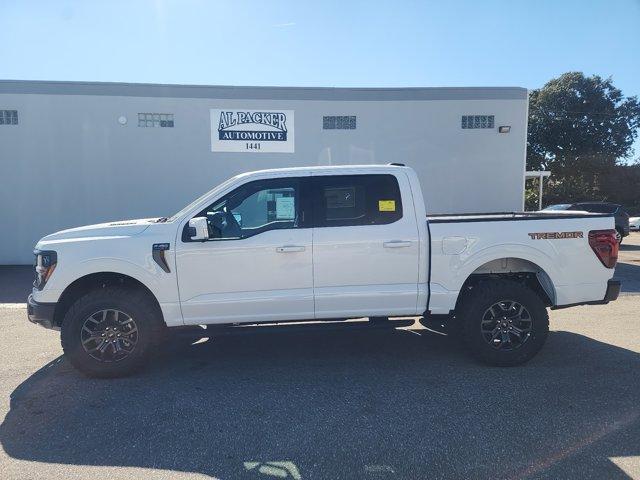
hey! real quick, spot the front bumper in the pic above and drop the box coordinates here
[27,294,58,330]
[552,279,621,310]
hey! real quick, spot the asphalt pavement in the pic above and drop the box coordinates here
[1,233,639,480]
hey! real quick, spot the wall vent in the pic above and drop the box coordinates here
[323,115,356,130]
[138,113,174,128]
[461,115,494,129]
[0,110,18,125]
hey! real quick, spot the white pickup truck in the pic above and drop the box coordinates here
[28,164,621,377]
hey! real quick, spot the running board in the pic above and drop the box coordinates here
[174,319,416,338]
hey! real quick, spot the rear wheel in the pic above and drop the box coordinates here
[61,287,165,378]
[457,279,549,366]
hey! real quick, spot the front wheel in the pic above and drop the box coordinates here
[457,279,549,366]
[61,287,165,378]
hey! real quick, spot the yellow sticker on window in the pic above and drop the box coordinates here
[378,200,396,212]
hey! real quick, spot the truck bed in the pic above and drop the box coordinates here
[426,211,616,315]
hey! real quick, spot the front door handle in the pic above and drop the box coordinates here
[276,245,306,253]
[383,240,412,248]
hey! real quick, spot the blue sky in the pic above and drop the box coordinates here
[1,0,639,156]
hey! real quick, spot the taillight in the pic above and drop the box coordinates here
[588,229,618,268]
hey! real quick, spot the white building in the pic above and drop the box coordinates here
[0,80,528,264]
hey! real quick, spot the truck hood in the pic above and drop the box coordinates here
[39,218,157,243]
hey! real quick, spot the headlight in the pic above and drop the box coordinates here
[34,250,57,290]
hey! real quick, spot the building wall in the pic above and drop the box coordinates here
[0,83,528,264]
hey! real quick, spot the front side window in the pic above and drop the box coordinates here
[313,174,403,227]
[188,178,303,240]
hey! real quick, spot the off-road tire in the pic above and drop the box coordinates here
[61,287,165,378]
[457,279,549,366]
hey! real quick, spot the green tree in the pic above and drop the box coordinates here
[527,72,640,207]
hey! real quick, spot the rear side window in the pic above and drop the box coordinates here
[313,174,403,227]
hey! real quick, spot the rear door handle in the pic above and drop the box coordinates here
[383,240,412,248]
[276,245,306,253]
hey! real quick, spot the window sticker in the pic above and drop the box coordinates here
[275,197,295,219]
[378,200,396,212]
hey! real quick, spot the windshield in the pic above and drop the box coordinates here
[166,175,239,222]
[542,204,572,211]
[580,203,619,214]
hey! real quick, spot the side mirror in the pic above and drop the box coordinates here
[188,217,209,241]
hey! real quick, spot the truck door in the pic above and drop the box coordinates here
[175,176,314,325]
[311,172,420,318]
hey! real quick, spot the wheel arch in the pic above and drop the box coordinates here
[456,257,556,309]
[53,272,164,328]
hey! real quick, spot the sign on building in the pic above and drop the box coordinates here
[210,109,295,153]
